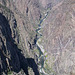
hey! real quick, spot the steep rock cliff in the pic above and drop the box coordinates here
[0,0,75,75]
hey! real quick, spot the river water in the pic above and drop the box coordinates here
[36,10,49,75]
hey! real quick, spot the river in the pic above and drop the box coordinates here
[36,10,49,75]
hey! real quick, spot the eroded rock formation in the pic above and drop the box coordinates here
[0,0,75,75]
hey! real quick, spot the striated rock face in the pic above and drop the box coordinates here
[41,0,75,75]
[0,0,75,75]
[0,10,40,75]
[0,0,40,75]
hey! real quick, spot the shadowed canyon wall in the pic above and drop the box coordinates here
[0,0,75,75]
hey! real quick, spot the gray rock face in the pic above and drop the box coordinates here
[0,13,20,74]
[0,0,75,75]
[41,0,75,75]
[0,1,40,75]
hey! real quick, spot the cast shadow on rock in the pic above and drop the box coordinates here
[0,13,40,75]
